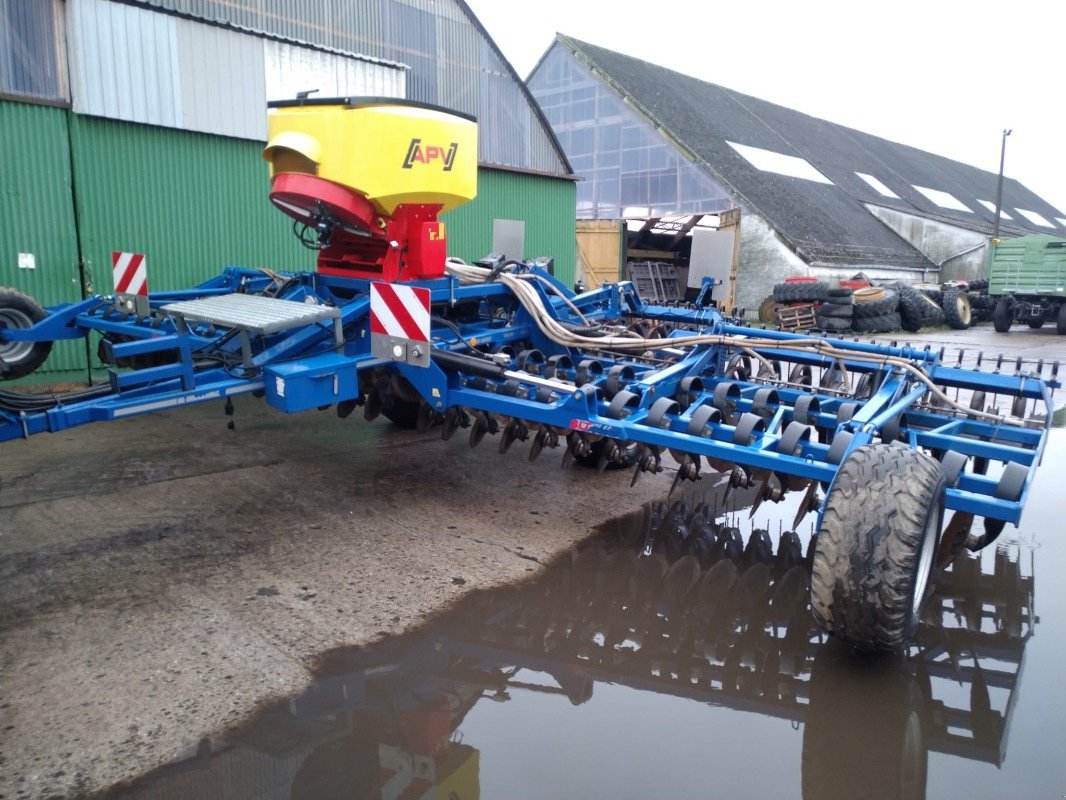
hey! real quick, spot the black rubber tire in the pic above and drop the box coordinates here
[941,289,971,330]
[969,278,989,291]
[0,287,53,380]
[852,312,901,333]
[815,316,852,332]
[773,281,829,303]
[811,443,946,651]
[851,291,899,319]
[801,644,928,800]
[1027,319,1044,329]
[1058,303,1066,335]
[993,299,1012,333]
[920,288,943,306]
[826,287,854,303]
[817,302,853,319]
[895,284,944,332]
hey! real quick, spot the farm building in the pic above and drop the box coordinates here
[0,0,574,376]
[527,35,1066,315]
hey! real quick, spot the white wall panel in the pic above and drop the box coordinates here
[177,18,265,140]
[67,0,404,142]
[69,0,181,127]
[264,40,405,103]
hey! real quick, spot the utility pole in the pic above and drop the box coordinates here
[992,128,1012,242]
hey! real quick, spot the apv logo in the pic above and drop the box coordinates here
[402,139,459,171]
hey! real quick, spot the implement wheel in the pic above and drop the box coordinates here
[811,443,946,651]
[0,287,53,380]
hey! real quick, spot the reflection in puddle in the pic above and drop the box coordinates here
[100,503,1034,800]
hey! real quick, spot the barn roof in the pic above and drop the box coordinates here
[555,35,1065,267]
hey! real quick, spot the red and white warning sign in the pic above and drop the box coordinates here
[112,251,148,297]
[370,282,430,342]
[369,282,431,367]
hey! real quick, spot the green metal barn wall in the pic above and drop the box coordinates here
[444,169,577,288]
[3,108,577,377]
[68,115,311,294]
[0,101,85,372]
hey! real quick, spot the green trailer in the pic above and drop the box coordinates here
[988,234,1066,333]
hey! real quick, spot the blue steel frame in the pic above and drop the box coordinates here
[0,266,1057,533]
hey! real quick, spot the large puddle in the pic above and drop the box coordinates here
[99,431,1065,799]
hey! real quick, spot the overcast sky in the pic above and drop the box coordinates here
[464,0,1066,218]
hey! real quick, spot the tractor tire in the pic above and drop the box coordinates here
[0,287,53,380]
[993,299,1012,333]
[801,644,927,800]
[815,315,852,332]
[851,312,901,333]
[941,289,972,330]
[851,291,899,319]
[1057,303,1066,335]
[773,281,829,304]
[969,278,989,291]
[811,443,946,651]
[920,288,943,306]
[895,283,945,332]
[1027,319,1044,330]
[826,287,854,303]
[816,302,853,319]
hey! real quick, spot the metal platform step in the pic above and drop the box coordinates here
[163,294,343,366]
[162,293,340,334]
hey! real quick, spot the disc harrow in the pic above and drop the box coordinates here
[0,96,1058,652]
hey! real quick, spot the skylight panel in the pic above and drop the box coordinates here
[1015,208,1055,227]
[727,142,833,184]
[1056,218,1066,229]
[977,199,1012,220]
[855,172,899,198]
[912,185,972,213]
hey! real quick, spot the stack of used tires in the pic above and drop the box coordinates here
[814,286,854,332]
[772,280,828,305]
[965,279,995,324]
[851,286,901,333]
[893,282,945,332]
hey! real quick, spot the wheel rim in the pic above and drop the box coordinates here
[910,499,940,624]
[0,307,35,363]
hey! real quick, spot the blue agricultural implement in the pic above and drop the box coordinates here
[0,98,1058,651]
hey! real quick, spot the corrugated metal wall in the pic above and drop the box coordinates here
[120,0,570,175]
[0,100,85,372]
[67,0,405,141]
[68,114,313,296]
[444,169,577,288]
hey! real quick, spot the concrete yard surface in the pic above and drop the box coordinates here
[0,396,683,798]
[1,321,1064,798]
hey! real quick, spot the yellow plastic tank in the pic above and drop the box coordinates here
[263,98,478,216]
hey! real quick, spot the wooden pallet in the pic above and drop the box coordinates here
[774,303,817,331]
